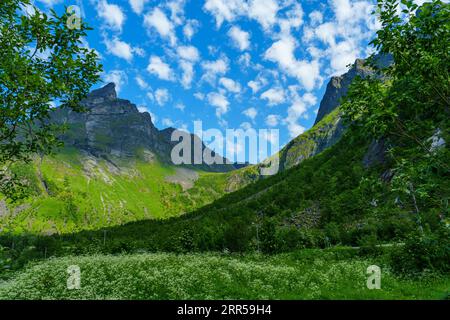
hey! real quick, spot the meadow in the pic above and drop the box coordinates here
[0,248,448,300]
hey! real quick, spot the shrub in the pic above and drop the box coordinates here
[390,227,450,276]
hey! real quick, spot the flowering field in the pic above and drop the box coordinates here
[0,250,448,300]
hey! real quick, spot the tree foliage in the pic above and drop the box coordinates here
[341,0,450,232]
[0,0,102,199]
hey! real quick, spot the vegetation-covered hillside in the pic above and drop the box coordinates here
[0,0,449,300]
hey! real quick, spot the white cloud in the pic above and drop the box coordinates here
[183,19,199,40]
[228,26,250,51]
[144,7,177,46]
[177,45,200,62]
[147,56,175,81]
[104,37,133,61]
[176,46,199,89]
[149,111,158,124]
[264,36,321,91]
[162,118,174,127]
[265,114,280,127]
[207,92,229,117]
[309,10,323,26]
[303,0,380,76]
[175,102,185,111]
[284,89,317,138]
[242,107,257,121]
[240,122,252,130]
[137,105,148,113]
[104,70,127,93]
[278,2,303,34]
[201,57,229,83]
[219,77,241,93]
[135,75,148,90]
[248,0,279,30]
[238,53,251,68]
[179,61,194,89]
[203,0,248,28]
[129,0,148,15]
[37,0,62,6]
[97,0,125,32]
[155,88,170,106]
[261,88,285,106]
[247,75,268,94]
[194,92,205,100]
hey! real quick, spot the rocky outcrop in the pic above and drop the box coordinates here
[363,139,388,168]
[314,59,374,125]
[51,83,239,172]
[315,54,393,125]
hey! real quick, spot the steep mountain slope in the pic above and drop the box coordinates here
[225,59,375,189]
[0,84,243,234]
[0,58,389,234]
[51,83,240,172]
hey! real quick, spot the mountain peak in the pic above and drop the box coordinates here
[88,82,117,100]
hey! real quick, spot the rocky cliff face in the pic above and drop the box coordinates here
[226,58,382,188]
[281,55,395,170]
[314,59,373,125]
[51,83,238,172]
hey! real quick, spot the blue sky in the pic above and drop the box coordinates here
[30,0,386,162]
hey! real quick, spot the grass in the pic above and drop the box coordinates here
[1,147,231,234]
[0,249,448,300]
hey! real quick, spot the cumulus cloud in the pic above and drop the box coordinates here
[264,36,321,91]
[176,46,200,88]
[155,88,171,106]
[265,114,280,127]
[284,88,317,138]
[162,118,174,127]
[228,26,250,51]
[104,37,134,61]
[219,77,241,93]
[247,0,279,31]
[175,102,185,111]
[135,75,148,90]
[179,61,194,89]
[104,70,128,93]
[203,0,293,32]
[144,7,177,46]
[147,56,175,81]
[248,75,268,94]
[207,92,229,117]
[309,10,323,26]
[242,107,257,121]
[261,88,286,106]
[203,0,248,28]
[129,0,148,15]
[177,45,200,62]
[97,0,125,32]
[201,57,229,84]
[303,0,380,75]
[37,0,63,6]
[238,53,252,68]
[183,19,199,40]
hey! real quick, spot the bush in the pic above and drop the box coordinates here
[390,227,450,276]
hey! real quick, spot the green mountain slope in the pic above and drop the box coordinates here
[0,147,230,234]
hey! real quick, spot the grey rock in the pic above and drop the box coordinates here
[429,128,446,151]
[314,59,374,125]
[314,54,393,125]
[363,139,387,168]
[51,83,239,172]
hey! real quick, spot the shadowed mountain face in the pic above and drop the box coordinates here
[51,83,240,172]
